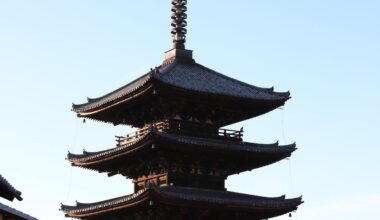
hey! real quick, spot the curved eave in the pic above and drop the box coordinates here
[61,186,303,219]
[67,131,153,166]
[73,81,154,118]
[71,59,290,124]
[0,175,23,201]
[155,60,291,102]
[157,79,290,127]
[67,130,296,171]
[157,132,296,155]
[72,83,289,127]
[74,83,289,118]
[61,189,151,219]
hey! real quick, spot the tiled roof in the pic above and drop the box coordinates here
[61,186,302,217]
[158,131,296,153]
[67,129,296,164]
[67,129,152,162]
[156,61,289,101]
[0,202,38,220]
[73,73,152,112]
[61,189,147,214]
[155,186,302,208]
[72,59,289,113]
[0,175,22,201]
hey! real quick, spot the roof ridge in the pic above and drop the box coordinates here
[154,59,178,77]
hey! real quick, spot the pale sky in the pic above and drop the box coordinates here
[0,1,379,219]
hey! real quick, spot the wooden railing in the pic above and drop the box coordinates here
[115,121,169,147]
[116,121,243,147]
[218,128,244,140]
[133,173,168,192]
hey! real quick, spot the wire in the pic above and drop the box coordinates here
[281,108,287,143]
[280,108,299,219]
[288,160,294,196]
[65,118,81,202]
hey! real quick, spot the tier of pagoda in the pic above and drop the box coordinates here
[61,1,302,219]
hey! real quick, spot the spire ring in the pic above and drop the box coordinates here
[171,0,187,49]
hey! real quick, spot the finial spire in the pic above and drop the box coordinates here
[171,0,187,49]
[165,0,192,61]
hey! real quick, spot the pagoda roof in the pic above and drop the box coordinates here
[72,58,290,126]
[61,186,302,219]
[0,202,38,220]
[67,128,296,175]
[0,175,22,202]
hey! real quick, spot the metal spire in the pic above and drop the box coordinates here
[171,0,187,49]
[165,0,192,61]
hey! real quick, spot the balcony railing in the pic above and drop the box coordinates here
[116,121,243,147]
[115,121,169,147]
[218,128,244,141]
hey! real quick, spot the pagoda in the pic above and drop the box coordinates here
[61,0,303,219]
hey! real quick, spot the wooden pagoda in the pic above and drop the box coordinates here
[61,1,302,219]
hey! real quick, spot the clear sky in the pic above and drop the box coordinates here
[0,0,379,219]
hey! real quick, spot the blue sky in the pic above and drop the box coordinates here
[0,0,379,219]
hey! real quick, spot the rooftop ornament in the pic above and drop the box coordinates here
[171,0,188,49]
[165,0,192,61]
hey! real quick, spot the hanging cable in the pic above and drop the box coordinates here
[65,118,82,202]
[280,107,300,219]
[280,107,287,143]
